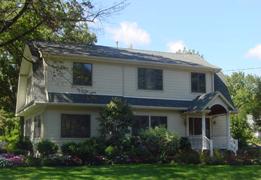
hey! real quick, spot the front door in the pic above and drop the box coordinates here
[189,118,210,138]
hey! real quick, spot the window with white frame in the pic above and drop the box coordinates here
[34,115,41,138]
[132,115,167,135]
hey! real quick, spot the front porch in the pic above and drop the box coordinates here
[185,92,238,155]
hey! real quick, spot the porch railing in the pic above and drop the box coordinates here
[188,136,238,155]
[210,136,238,154]
[188,135,211,150]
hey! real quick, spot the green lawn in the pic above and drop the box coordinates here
[0,164,260,180]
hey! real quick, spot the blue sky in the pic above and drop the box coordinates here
[90,0,261,75]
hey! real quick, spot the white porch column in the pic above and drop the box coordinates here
[226,112,230,149]
[202,113,206,137]
[202,113,206,150]
[186,116,189,136]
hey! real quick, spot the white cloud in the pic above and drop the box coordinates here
[246,44,261,60]
[106,21,150,46]
[167,41,186,53]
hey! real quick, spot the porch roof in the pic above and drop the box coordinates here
[187,91,236,113]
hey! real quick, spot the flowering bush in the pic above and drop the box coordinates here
[0,153,25,167]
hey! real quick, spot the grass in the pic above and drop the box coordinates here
[0,164,260,180]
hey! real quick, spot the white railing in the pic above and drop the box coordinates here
[188,135,211,150]
[212,136,238,154]
[228,137,238,154]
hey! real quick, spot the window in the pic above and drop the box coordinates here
[61,114,90,138]
[191,73,206,93]
[138,68,163,90]
[34,115,41,138]
[73,63,92,85]
[189,118,210,138]
[26,76,32,103]
[132,115,167,135]
[189,118,202,136]
[151,116,167,128]
[25,119,32,138]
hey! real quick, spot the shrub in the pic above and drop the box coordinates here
[77,138,100,163]
[61,142,78,156]
[211,149,225,164]
[0,158,11,167]
[179,137,191,151]
[199,151,211,164]
[11,137,33,155]
[174,149,200,164]
[63,155,83,166]
[25,156,42,166]
[37,140,58,157]
[42,155,64,166]
[0,153,25,167]
[139,127,179,162]
[98,98,133,142]
[105,145,118,158]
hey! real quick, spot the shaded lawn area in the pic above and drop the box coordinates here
[0,164,260,180]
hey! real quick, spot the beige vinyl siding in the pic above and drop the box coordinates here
[212,115,226,137]
[124,65,212,100]
[47,60,123,96]
[46,59,213,101]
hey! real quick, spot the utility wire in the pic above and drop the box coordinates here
[223,67,261,72]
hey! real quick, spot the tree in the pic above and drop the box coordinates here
[0,0,127,112]
[226,72,261,146]
[98,98,133,142]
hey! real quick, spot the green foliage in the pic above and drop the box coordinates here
[98,98,133,141]
[61,142,78,156]
[179,137,192,151]
[0,109,21,148]
[226,72,261,146]
[174,149,200,164]
[37,140,58,157]
[25,156,42,167]
[61,138,104,164]
[139,127,179,162]
[105,145,118,158]
[7,137,33,155]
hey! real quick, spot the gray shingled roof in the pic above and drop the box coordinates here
[187,92,217,112]
[29,41,220,70]
[48,93,191,108]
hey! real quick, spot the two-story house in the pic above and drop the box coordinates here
[16,41,238,154]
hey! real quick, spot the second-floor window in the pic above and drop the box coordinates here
[73,63,92,86]
[191,72,206,93]
[138,68,163,90]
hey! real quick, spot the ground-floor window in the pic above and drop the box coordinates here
[61,114,91,138]
[132,115,167,135]
[25,119,32,138]
[189,117,210,138]
[34,115,41,138]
